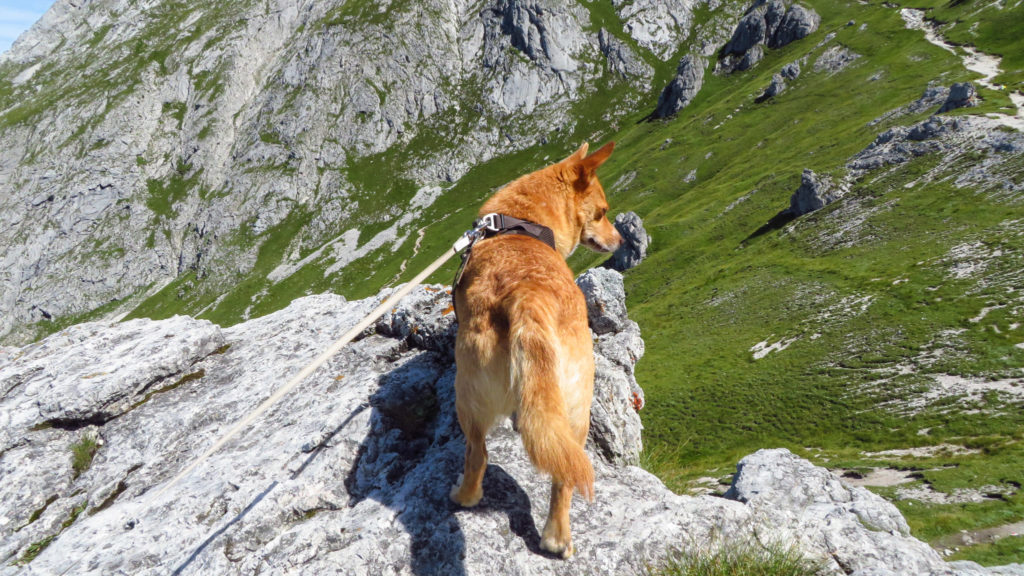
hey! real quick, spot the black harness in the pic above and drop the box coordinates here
[452,213,558,315]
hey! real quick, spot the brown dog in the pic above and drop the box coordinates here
[449,142,622,558]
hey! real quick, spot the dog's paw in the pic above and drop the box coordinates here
[449,475,483,508]
[540,536,574,559]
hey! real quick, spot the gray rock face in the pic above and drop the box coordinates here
[654,54,707,118]
[598,28,655,89]
[612,0,698,61]
[722,8,768,56]
[737,44,764,71]
[576,267,629,336]
[1,288,1021,575]
[780,60,801,79]
[908,116,949,141]
[603,211,651,272]
[576,268,645,465]
[847,113,1024,197]
[718,0,819,74]
[0,0,636,344]
[939,82,980,113]
[769,4,820,48]
[789,169,840,216]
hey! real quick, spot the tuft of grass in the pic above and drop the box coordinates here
[15,500,87,565]
[70,435,99,479]
[650,541,827,576]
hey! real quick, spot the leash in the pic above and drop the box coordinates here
[147,218,490,506]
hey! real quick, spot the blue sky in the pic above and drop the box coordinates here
[0,1,55,54]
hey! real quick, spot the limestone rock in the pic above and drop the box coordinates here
[789,169,840,216]
[813,44,861,75]
[1,288,1021,575]
[769,4,820,48]
[737,44,764,71]
[780,60,801,79]
[718,0,819,74]
[603,211,651,272]
[757,73,787,102]
[576,267,629,336]
[725,449,971,576]
[654,54,707,118]
[939,82,979,113]
[612,0,697,61]
[577,267,645,465]
[598,28,655,89]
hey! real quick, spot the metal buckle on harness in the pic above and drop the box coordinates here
[477,213,501,232]
[452,213,502,253]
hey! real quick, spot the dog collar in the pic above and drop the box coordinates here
[475,213,557,252]
[452,213,558,310]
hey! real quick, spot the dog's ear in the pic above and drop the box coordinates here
[572,141,614,192]
[566,142,589,163]
[582,141,614,172]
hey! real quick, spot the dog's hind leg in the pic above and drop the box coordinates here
[540,413,590,558]
[450,397,488,508]
[540,480,575,558]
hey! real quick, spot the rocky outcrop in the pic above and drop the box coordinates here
[756,60,800,102]
[654,54,707,118]
[718,0,819,74]
[939,82,980,113]
[598,28,655,89]
[603,211,651,272]
[789,169,841,216]
[577,268,645,465]
[2,281,1023,574]
[813,44,861,75]
[847,113,1024,196]
[869,84,950,126]
[769,4,820,48]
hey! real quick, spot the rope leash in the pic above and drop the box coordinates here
[148,218,492,505]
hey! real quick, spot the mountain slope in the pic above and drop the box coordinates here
[1,0,1023,565]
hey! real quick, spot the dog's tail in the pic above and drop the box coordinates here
[508,295,595,501]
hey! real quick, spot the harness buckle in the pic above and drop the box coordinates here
[477,213,501,232]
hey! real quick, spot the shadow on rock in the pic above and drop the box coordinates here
[344,349,543,576]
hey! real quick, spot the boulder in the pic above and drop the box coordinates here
[939,82,979,113]
[737,44,764,71]
[813,44,861,75]
[654,54,707,118]
[717,1,819,74]
[780,60,801,79]
[769,4,820,48]
[789,169,839,216]
[603,211,651,272]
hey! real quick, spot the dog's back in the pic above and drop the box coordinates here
[449,142,621,558]
[454,233,596,496]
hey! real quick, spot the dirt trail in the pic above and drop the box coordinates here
[900,8,1024,131]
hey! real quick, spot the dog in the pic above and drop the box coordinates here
[449,142,622,558]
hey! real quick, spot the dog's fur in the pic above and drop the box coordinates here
[449,142,622,558]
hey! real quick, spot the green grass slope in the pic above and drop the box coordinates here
[576,0,1024,565]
